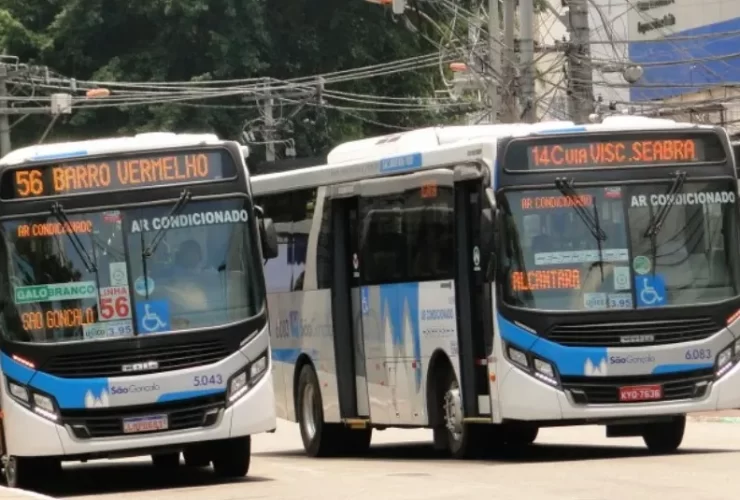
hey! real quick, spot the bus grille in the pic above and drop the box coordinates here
[43,339,231,378]
[546,317,720,347]
[561,369,714,405]
[60,394,225,439]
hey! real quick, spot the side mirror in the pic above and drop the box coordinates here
[254,205,266,218]
[259,217,279,260]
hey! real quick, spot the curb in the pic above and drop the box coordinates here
[689,416,740,423]
[0,486,55,499]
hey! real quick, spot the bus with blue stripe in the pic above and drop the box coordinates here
[0,133,279,489]
[252,116,740,459]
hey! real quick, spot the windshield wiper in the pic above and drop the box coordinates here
[143,189,192,258]
[644,171,687,239]
[554,178,607,241]
[50,202,97,273]
[643,170,687,276]
[555,178,607,279]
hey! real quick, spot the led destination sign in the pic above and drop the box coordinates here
[504,132,726,171]
[0,149,236,200]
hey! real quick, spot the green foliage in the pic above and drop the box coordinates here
[1,0,452,158]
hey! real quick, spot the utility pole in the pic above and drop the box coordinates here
[263,87,275,162]
[487,0,501,123]
[501,0,518,123]
[565,0,595,123]
[0,66,11,157]
[0,59,75,157]
[519,0,536,123]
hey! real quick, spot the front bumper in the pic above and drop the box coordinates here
[2,372,275,458]
[497,359,740,421]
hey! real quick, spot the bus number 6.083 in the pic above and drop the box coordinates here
[685,348,711,360]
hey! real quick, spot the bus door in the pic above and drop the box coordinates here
[326,188,371,421]
[453,166,495,421]
[350,169,460,426]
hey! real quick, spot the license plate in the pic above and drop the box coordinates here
[618,384,662,402]
[122,414,168,434]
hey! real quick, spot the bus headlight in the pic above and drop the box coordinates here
[227,352,269,405]
[504,343,560,387]
[714,337,740,378]
[6,380,59,422]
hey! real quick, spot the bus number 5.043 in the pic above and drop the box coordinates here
[15,170,44,197]
[100,296,131,320]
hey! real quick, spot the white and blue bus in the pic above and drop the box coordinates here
[0,133,278,488]
[253,116,740,459]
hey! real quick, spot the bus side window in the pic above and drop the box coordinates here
[316,197,332,289]
[255,194,293,293]
[360,196,406,285]
[406,185,454,282]
[291,188,316,291]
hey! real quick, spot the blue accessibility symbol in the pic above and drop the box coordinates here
[635,274,667,308]
[136,300,171,334]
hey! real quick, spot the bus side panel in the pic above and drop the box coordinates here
[270,289,341,424]
[268,292,292,420]
[361,280,460,426]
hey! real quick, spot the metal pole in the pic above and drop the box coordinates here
[0,66,11,157]
[502,0,517,122]
[264,90,275,162]
[566,0,595,123]
[487,0,500,124]
[519,0,536,123]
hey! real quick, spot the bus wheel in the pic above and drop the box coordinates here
[212,437,251,478]
[642,416,685,454]
[297,365,342,457]
[505,424,539,447]
[441,376,486,459]
[151,452,180,469]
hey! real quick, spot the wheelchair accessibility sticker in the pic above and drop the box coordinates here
[136,300,171,334]
[635,275,667,308]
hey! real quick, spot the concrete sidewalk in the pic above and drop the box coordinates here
[0,487,54,499]
[689,410,740,423]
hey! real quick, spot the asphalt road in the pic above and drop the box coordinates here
[15,419,740,499]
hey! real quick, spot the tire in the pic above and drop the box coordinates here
[5,456,60,489]
[212,437,251,478]
[184,448,211,467]
[440,372,488,459]
[642,416,685,454]
[297,365,343,457]
[505,424,539,447]
[151,452,180,469]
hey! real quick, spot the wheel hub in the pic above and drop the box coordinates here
[443,386,463,440]
[302,384,317,440]
[5,456,16,486]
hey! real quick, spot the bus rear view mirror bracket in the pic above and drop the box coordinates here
[259,217,279,260]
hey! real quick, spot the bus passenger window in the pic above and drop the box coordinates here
[291,189,316,291]
[255,194,293,293]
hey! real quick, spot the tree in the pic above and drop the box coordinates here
[1,0,451,157]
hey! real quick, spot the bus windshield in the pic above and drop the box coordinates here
[500,180,740,312]
[0,197,263,343]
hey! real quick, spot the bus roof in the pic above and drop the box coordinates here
[326,116,715,165]
[251,116,720,196]
[0,132,239,167]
